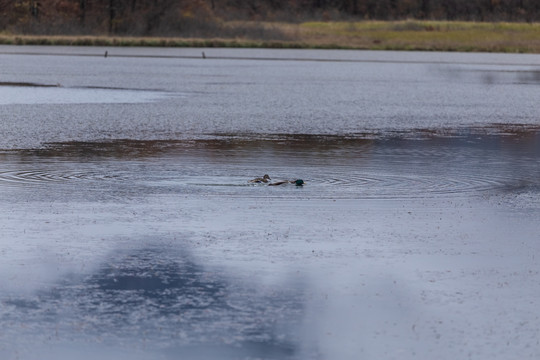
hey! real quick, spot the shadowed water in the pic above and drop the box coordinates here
[1,47,540,360]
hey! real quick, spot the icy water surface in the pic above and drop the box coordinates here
[1,46,540,360]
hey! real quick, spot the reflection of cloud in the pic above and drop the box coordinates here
[1,245,303,360]
[300,271,421,360]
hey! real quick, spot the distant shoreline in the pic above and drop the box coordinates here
[2,20,540,53]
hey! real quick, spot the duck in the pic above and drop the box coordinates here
[248,174,271,183]
[269,179,305,186]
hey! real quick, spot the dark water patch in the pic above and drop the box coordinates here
[0,80,178,93]
[39,135,375,156]
[162,341,297,360]
[37,139,193,158]
[438,64,540,85]
[0,81,60,87]
[469,123,540,142]
[499,180,540,195]
[452,68,540,85]
[36,125,537,157]
[86,248,231,313]
[3,299,40,310]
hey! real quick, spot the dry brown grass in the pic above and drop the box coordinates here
[2,20,540,53]
[298,20,540,52]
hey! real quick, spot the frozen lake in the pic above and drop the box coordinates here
[1,46,540,359]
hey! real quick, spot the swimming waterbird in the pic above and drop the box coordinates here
[248,174,271,183]
[269,179,305,186]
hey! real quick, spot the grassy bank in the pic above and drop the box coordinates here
[299,21,540,52]
[2,20,540,53]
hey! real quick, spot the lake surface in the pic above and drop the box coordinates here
[1,46,539,360]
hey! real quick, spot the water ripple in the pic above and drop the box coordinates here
[313,172,508,199]
[0,166,514,199]
[0,169,122,185]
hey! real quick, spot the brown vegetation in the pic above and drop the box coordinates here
[1,0,540,38]
[3,20,540,53]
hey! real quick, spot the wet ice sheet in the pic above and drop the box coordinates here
[2,47,540,149]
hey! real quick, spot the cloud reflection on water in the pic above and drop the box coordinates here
[1,245,303,359]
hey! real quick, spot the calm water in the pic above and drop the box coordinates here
[1,46,540,360]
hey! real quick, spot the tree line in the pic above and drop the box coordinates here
[1,0,540,36]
